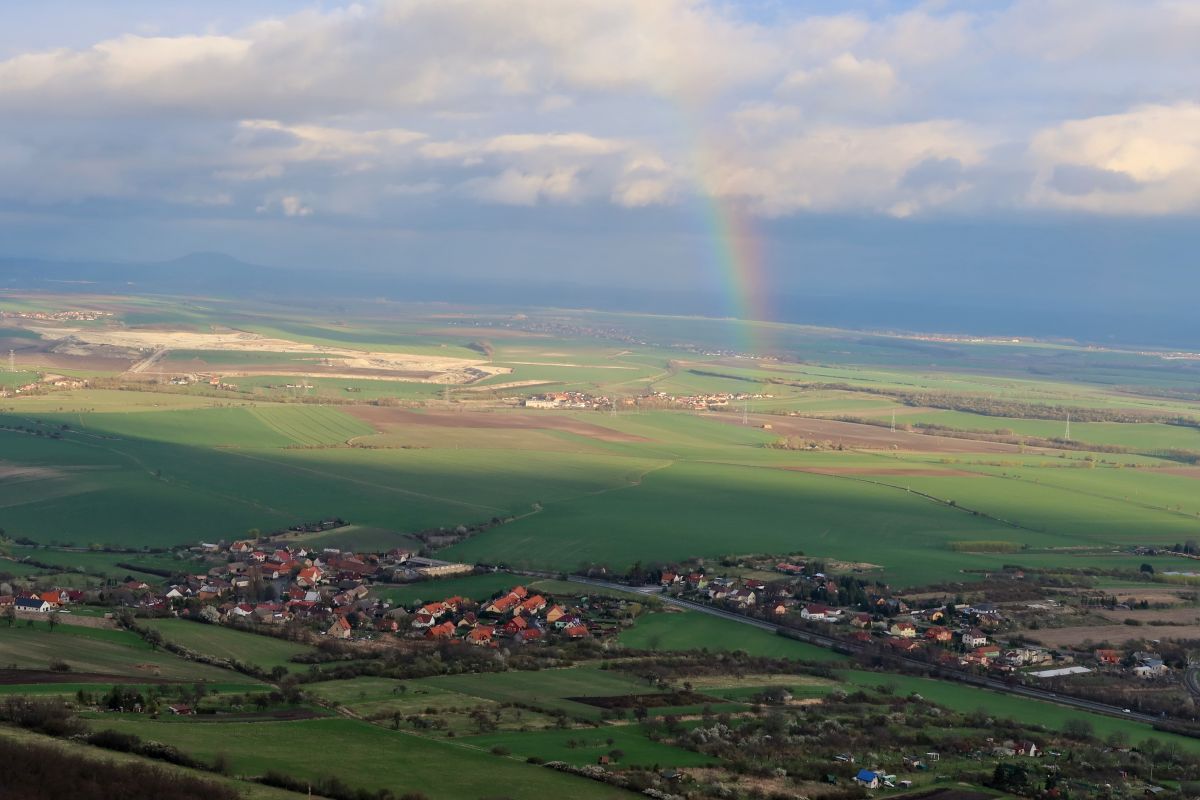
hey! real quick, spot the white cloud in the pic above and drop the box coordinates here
[703,120,986,217]
[466,167,580,205]
[0,1,1198,221]
[257,194,314,217]
[1027,103,1200,214]
[779,53,899,114]
[238,120,426,161]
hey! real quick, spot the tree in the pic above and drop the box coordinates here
[1063,718,1094,741]
[1140,563,1155,574]
[47,611,60,633]
[991,763,1031,794]
[143,628,164,651]
[2,606,14,628]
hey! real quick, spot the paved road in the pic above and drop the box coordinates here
[562,575,1167,726]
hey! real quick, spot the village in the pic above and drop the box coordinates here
[633,557,1185,709]
[0,533,617,651]
[523,389,774,412]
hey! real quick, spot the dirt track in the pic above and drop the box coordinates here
[786,466,983,478]
[0,669,179,685]
[702,412,1030,453]
[347,407,649,443]
[1154,467,1200,480]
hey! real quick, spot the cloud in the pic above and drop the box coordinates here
[256,194,314,217]
[465,167,580,205]
[1028,103,1200,213]
[778,53,900,117]
[238,120,426,161]
[704,119,987,217]
[0,0,1198,225]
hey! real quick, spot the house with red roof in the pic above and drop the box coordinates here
[426,621,456,639]
[466,626,496,646]
[924,626,953,643]
[327,616,352,639]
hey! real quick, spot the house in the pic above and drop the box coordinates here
[426,621,456,639]
[545,605,567,624]
[727,588,757,607]
[855,769,881,789]
[925,626,953,643]
[973,645,1001,660]
[14,597,51,613]
[296,566,324,588]
[518,595,547,616]
[801,603,834,621]
[890,621,917,638]
[327,616,352,639]
[1095,648,1122,666]
[419,602,449,619]
[850,613,872,628]
[1133,659,1168,678]
[41,590,68,606]
[466,626,496,646]
[888,638,923,653]
[166,704,195,716]
[962,628,988,648]
[1014,741,1040,757]
[564,624,589,638]
[486,588,528,615]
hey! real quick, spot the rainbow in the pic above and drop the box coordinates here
[699,191,771,354]
[687,130,773,356]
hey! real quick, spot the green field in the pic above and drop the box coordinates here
[3,298,1200,591]
[0,724,310,800]
[373,572,526,606]
[412,664,657,721]
[838,670,1200,753]
[619,610,846,662]
[304,677,566,734]
[90,716,637,799]
[460,724,718,768]
[140,620,316,673]
[0,622,259,685]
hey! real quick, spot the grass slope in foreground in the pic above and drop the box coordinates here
[90,716,636,800]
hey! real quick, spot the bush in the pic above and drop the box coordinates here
[87,729,142,753]
[0,736,238,800]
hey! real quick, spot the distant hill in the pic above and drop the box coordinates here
[0,252,286,295]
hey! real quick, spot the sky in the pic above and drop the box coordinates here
[1,1,1198,341]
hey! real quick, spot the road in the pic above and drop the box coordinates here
[562,575,1167,726]
[1185,667,1200,701]
[125,346,169,375]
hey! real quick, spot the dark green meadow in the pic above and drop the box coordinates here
[3,297,1200,586]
